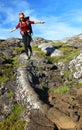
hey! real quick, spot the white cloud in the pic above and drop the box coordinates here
[32,16,82,40]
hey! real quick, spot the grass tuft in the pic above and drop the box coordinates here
[54,86,70,94]
[0,104,26,130]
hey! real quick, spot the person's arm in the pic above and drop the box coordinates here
[9,27,16,32]
[9,23,20,32]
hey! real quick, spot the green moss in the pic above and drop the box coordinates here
[0,104,26,130]
[7,92,14,98]
[60,45,73,52]
[32,46,41,51]
[0,52,5,57]
[58,46,80,62]
[53,41,67,48]
[50,45,80,63]
[0,74,9,84]
[65,80,78,86]
[47,49,80,63]
[13,46,24,54]
[12,55,20,67]
[0,56,17,84]
[4,57,13,64]
[54,86,70,94]
[63,70,72,80]
[0,65,15,84]
[37,66,44,71]
[0,52,22,84]
[63,50,80,62]
[37,51,46,57]
[46,56,56,64]
[10,104,23,122]
[79,82,82,85]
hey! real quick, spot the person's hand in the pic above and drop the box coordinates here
[9,28,16,32]
[40,22,45,24]
[9,30,13,32]
[34,21,45,24]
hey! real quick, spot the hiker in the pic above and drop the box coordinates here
[9,12,45,59]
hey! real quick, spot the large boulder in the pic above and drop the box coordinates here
[69,53,82,81]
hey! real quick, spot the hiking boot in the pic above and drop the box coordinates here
[29,52,33,58]
[26,55,30,60]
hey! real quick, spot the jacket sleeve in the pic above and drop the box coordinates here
[29,21,35,24]
[15,23,20,29]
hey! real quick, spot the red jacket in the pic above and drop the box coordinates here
[16,20,34,35]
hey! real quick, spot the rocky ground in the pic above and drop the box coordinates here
[0,35,82,130]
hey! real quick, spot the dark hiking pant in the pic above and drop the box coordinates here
[22,31,32,56]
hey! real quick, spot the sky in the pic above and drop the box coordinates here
[1,0,82,40]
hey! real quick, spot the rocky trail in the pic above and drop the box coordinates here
[15,52,82,130]
[0,37,82,130]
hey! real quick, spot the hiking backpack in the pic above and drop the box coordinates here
[25,16,33,34]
